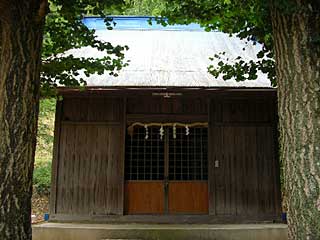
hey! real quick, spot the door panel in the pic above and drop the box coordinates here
[125,126,209,215]
[125,181,164,214]
[211,126,280,216]
[168,182,208,214]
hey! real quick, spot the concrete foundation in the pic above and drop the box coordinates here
[33,223,288,240]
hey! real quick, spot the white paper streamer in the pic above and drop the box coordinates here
[185,125,190,136]
[159,125,164,140]
[144,125,149,140]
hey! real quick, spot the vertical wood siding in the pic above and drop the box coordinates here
[209,97,281,218]
[127,97,207,114]
[51,92,280,221]
[53,97,124,215]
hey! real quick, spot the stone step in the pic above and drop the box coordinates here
[33,223,288,240]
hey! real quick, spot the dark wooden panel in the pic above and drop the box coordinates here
[55,97,125,216]
[168,182,208,214]
[56,124,124,215]
[221,100,272,123]
[210,126,280,216]
[87,98,122,122]
[256,126,281,215]
[125,181,164,214]
[62,98,88,121]
[208,126,220,215]
[208,97,280,218]
[62,98,122,122]
[126,114,207,123]
[126,97,207,115]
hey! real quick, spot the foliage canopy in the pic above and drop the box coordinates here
[41,0,129,95]
[157,0,276,85]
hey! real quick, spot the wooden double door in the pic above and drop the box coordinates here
[124,126,208,214]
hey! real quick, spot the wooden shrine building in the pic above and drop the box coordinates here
[49,17,281,223]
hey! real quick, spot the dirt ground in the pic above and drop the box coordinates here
[32,192,49,224]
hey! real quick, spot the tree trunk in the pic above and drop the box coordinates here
[0,1,47,239]
[271,1,320,239]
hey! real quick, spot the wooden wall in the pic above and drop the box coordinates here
[50,97,125,216]
[208,95,281,218]
[50,90,281,221]
[127,96,207,115]
[126,96,208,123]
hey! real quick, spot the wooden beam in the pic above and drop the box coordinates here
[49,100,62,215]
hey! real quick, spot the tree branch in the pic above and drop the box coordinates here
[35,0,49,23]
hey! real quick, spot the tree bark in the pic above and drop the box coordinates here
[271,1,320,239]
[0,1,47,239]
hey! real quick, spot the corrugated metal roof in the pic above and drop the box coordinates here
[67,17,272,88]
[83,16,204,31]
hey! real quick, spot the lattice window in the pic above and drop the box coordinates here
[125,125,208,181]
[169,127,208,181]
[125,126,164,180]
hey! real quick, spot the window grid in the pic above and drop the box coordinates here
[125,126,208,181]
[125,127,164,180]
[169,127,208,181]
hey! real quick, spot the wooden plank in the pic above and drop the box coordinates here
[121,97,127,215]
[125,182,164,214]
[209,126,220,215]
[62,98,88,121]
[56,124,76,214]
[264,126,277,215]
[208,99,214,215]
[87,98,122,122]
[61,121,121,126]
[225,127,234,215]
[255,126,280,215]
[215,126,229,215]
[62,97,122,122]
[93,126,108,214]
[126,97,208,115]
[126,114,208,123]
[105,126,124,214]
[50,100,62,215]
[246,127,259,216]
[221,100,272,123]
[208,98,222,215]
[164,129,169,213]
[76,125,87,214]
[168,182,208,214]
[257,127,268,214]
[229,127,237,215]
[83,125,91,214]
[210,122,273,127]
[272,120,282,216]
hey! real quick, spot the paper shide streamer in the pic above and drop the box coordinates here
[127,122,208,140]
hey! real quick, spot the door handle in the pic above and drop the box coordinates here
[214,160,219,168]
[164,177,169,187]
